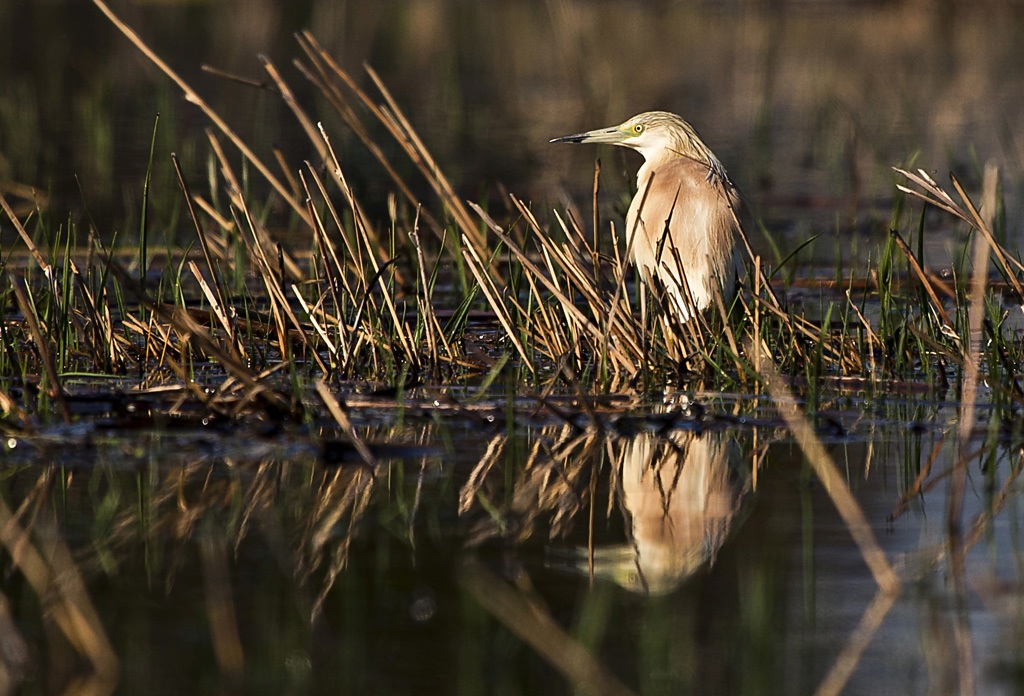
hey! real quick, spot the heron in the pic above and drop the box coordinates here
[551,111,742,324]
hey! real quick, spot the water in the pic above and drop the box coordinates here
[2,391,1022,694]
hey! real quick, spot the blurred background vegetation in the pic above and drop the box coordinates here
[3,0,1024,253]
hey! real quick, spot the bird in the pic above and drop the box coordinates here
[551,111,742,325]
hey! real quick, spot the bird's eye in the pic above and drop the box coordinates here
[633,124,644,134]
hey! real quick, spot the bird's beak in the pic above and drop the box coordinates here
[550,125,625,145]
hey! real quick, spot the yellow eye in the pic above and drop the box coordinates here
[633,124,644,134]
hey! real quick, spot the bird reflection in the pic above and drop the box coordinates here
[557,429,749,595]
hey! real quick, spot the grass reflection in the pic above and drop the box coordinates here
[0,402,1023,693]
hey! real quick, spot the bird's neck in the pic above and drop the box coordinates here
[636,151,727,189]
[635,153,682,188]
[636,158,662,187]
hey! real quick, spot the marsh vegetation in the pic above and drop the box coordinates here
[2,1,1024,694]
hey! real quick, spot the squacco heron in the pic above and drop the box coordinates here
[552,111,742,324]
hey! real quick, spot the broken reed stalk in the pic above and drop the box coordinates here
[299,185,345,360]
[233,208,329,373]
[290,284,339,366]
[0,192,49,273]
[814,590,898,696]
[313,125,391,278]
[458,229,534,371]
[888,228,953,330]
[187,261,238,356]
[315,380,377,467]
[409,208,452,375]
[293,30,488,259]
[896,166,1024,301]
[947,165,997,696]
[300,164,359,295]
[749,337,899,594]
[68,258,127,372]
[749,337,901,696]
[711,284,744,384]
[172,153,241,358]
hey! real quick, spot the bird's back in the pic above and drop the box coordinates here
[625,157,741,322]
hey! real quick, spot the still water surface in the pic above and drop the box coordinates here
[4,391,1023,694]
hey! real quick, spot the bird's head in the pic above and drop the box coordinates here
[551,110,726,183]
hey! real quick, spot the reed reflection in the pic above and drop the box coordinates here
[461,423,752,595]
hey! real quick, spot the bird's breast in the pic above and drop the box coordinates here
[624,157,740,315]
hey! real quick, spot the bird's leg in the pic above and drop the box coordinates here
[672,352,703,383]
